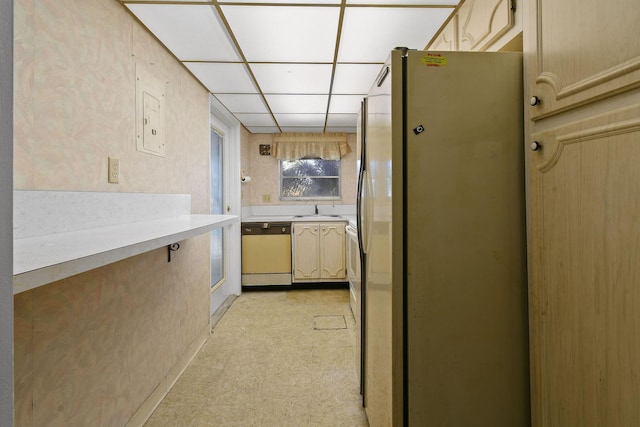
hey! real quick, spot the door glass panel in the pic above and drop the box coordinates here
[210,129,224,288]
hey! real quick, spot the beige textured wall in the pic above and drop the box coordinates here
[242,133,357,207]
[13,0,211,425]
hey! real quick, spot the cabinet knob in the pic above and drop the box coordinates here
[530,96,541,106]
[530,141,542,151]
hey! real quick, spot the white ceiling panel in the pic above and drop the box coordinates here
[251,64,333,94]
[234,114,277,127]
[265,95,329,114]
[126,4,240,61]
[275,114,326,127]
[225,0,340,3]
[280,127,325,133]
[338,7,452,62]
[184,63,257,93]
[327,113,358,127]
[214,94,268,113]
[246,126,282,133]
[329,94,365,114]
[221,6,340,62]
[333,63,384,94]
[122,0,461,133]
[348,0,457,4]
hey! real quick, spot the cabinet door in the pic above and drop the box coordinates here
[527,104,640,427]
[457,0,514,51]
[292,223,320,280]
[428,15,457,51]
[527,0,640,120]
[319,223,346,280]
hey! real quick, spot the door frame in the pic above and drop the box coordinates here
[209,95,242,317]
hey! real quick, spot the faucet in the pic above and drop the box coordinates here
[314,204,319,215]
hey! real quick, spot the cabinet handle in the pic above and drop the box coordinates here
[530,141,542,151]
[530,96,541,106]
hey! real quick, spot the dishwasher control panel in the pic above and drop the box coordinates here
[242,222,291,235]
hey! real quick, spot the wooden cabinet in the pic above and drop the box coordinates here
[526,0,640,120]
[525,0,640,425]
[429,15,458,51]
[426,0,515,52]
[292,222,346,282]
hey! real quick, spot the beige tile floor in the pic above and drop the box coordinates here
[144,289,369,426]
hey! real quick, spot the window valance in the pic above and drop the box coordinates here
[273,133,351,160]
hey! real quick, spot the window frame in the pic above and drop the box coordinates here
[209,127,226,293]
[279,158,342,201]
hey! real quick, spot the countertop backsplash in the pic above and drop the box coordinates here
[242,204,356,220]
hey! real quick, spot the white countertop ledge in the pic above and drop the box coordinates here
[13,214,238,294]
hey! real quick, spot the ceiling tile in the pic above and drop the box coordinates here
[128,0,210,2]
[347,0,457,4]
[223,0,340,3]
[246,126,282,133]
[280,127,325,133]
[184,63,257,93]
[234,114,277,127]
[221,5,340,62]
[251,63,333,94]
[126,4,240,61]
[326,113,358,127]
[274,114,326,127]
[333,63,384,94]
[338,7,452,62]
[329,94,364,114]
[264,94,329,114]
[214,94,268,114]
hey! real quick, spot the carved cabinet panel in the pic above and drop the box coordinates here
[527,0,640,120]
[292,222,346,282]
[457,0,514,51]
[527,104,640,426]
[428,15,458,51]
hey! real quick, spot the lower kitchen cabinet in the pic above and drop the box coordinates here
[292,222,347,282]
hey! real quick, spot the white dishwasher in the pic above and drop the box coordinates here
[241,222,292,286]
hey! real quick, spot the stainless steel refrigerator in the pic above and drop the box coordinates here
[356,48,530,426]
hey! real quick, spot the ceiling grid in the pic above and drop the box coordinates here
[121,0,458,133]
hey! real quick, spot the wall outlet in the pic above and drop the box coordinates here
[108,157,120,184]
[262,194,271,203]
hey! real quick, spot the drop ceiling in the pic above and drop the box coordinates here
[121,0,459,133]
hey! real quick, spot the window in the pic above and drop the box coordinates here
[280,158,341,200]
[210,129,225,290]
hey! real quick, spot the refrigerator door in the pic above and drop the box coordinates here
[355,98,366,399]
[403,50,529,426]
[363,51,403,427]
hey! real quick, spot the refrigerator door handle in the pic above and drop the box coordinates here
[356,98,367,255]
[360,169,373,255]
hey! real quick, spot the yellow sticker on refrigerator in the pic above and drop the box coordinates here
[422,54,447,66]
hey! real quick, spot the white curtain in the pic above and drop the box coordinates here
[273,133,351,160]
